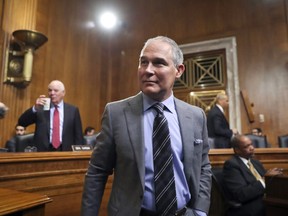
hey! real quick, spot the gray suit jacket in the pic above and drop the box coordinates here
[81,93,212,216]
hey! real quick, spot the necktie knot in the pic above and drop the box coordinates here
[153,103,164,115]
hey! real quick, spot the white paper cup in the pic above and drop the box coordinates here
[43,98,51,110]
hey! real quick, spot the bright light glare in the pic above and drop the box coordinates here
[99,11,117,29]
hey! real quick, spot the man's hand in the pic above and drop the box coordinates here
[266,168,283,176]
[35,95,47,111]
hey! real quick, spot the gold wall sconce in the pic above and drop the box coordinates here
[4,29,48,88]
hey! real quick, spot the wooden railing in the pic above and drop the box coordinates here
[0,148,287,216]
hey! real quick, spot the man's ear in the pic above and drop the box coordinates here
[176,64,185,78]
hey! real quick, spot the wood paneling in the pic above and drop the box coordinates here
[0,0,288,147]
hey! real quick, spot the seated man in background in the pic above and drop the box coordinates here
[223,134,283,216]
[252,128,263,136]
[250,127,272,147]
[83,126,97,147]
[5,125,26,152]
[18,80,84,151]
[84,126,95,136]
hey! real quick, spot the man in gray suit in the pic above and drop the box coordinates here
[81,36,212,216]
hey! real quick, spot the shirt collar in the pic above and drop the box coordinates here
[238,156,250,167]
[143,93,175,114]
[216,104,224,113]
[52,100,64,109]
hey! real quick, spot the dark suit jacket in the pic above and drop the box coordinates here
[81,93,212,216]
[207,105,233,148]
[223,156,266,216]
[18,102,84,151]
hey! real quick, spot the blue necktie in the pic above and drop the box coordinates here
[152,103,177,215]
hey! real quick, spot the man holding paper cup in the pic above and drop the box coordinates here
[18,80,84,151]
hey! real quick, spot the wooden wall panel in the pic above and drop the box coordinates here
[0,0,37,142]
[0,0,288,147]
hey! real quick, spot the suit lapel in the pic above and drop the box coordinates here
[40,110,51,148]
[124,93,145,188]
[174,99,194,177]
[62,103,67,138]
[234,156,259,180]
[251,159,265,176]
[44,110,50,133]
[215,106,229,125]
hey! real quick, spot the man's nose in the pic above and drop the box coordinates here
[145,63,155,73]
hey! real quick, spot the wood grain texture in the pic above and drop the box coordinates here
[0,0,288,147]
[0,149,287,216]
[0,188,51,215]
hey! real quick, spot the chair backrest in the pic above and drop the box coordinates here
[15,133,35,152]
[209,168,241,216]
[278,135,288,148]
[83,133,99,147]
[245,134,268,148]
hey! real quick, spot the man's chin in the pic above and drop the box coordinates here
[142,89,161,100]
[141,87,159,95]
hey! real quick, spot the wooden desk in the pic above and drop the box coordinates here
[0,152,92,216]
[0,188,51,215]
[0,148,288,216]
[264,172,288,216]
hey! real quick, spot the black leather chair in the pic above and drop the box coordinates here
[245,134,268,148]
[15,133,36,152]
[278,134,288,147]
[209,168,241,216]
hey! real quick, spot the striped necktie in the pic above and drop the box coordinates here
[152,103,177,215]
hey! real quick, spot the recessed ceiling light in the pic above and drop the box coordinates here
[99,11,117,29]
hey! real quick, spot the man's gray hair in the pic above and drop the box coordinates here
[141,36,184,67]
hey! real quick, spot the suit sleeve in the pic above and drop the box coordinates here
[73,107,85,145]
[81,104,114,216]
[18,108,37,127]
[212,112,233,138]
[194,110,212,213]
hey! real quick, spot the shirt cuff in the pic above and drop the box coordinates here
[194,209,207,216]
